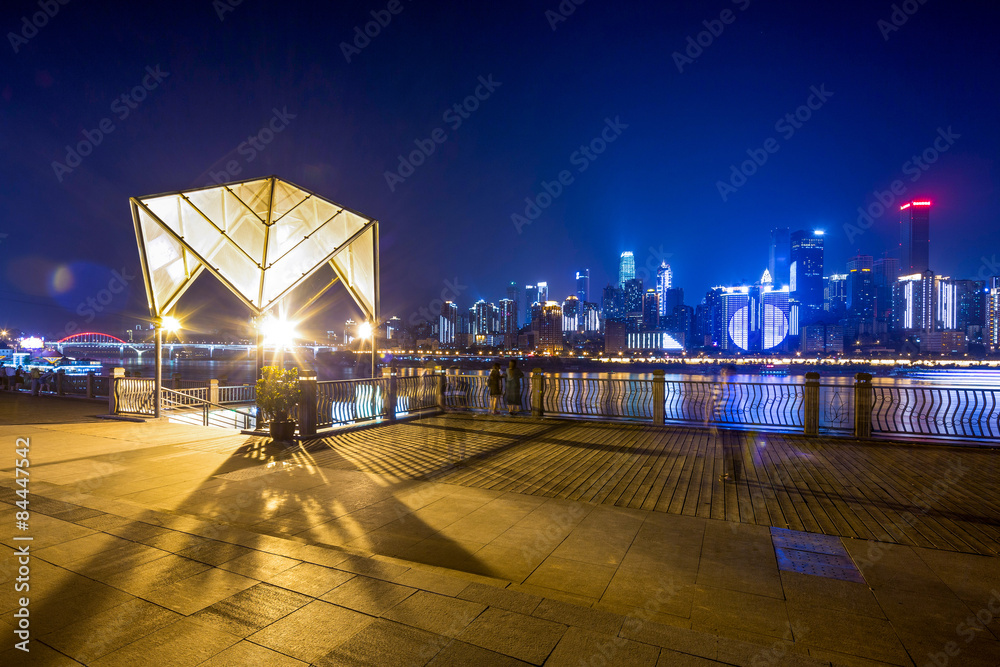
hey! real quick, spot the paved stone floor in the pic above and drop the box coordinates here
[1,396,999,665]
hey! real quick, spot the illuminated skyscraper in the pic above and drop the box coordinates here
[769,227,791,287]
[619,252,635,287]
[825,274,847,317]
[537,281,549,303]
[562,296,580,332]
[524,284,539,323]
[582,302,601,333]
[499,298,517,347]
[439,301,457,345]
[532,302,563,354]
[575,270,590,303]
[987,278,1000,352]
[623,278,644,315]
[642,289,659,330]
[655,262,672,316]
[900,200,931,275]
[602,284,624,321]
[506,282,520,329]
[717,282,791,352]
[790,229,825,328]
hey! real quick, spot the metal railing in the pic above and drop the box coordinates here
[546,376,654,421]
[665,380,804,428]
[819,384,854,433]
[316,378,390,428]
[872,385,1000,439]
[114,377,156,415]
[219,384,255,404]
[397,375,438,413]
[160,387,256,430]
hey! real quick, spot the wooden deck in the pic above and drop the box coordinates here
[309,413,1000,556]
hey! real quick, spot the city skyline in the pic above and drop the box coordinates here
[2,1,998,340]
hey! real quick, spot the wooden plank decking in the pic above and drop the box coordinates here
[307,413,1000,556]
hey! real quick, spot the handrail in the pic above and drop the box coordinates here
[160,386,257,430]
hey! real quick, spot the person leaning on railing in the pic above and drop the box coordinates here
[488,362,503,414]
[504,360,524,416]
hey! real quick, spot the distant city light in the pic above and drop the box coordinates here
[813,229,825,236]
[21,337,44,350]
[357,321,373,339]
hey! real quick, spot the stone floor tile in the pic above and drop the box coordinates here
[314,618,444,666]
[321,574,417,615]
[266,561,355,597]
[509,582,598,608]
[175,539,255,566]
[532,597,625,635]
[392,566,472,596]
[102,553,211,597]
[785,602,912,665]
[458,582,543,615]
[523,556,617,600]
[619,617,719,661]
[0,639,87,666]
[216,549,300,579]
[89,617,239,667]
[41,597,182,664]
[248,600,375,662]
[143,567,258,615]
[655,649,727,666]
[426,639,533,666]
[600,569,697,619]
[690,585,791,640]
[779,570,885,619]
[382,590,486,637]
[190,582,313,637]
[545,626,659,666]
[196,639,310,666]
[457,607,567,664]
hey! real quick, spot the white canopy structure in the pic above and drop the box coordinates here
[130,176,379,322]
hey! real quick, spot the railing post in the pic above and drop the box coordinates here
[384,367,397,422]
[208,379,219,404]
[531,368,545,417]
[854,372,874,439]
[56,369,65,396]
[804,372,820,436]
[652,370,665,425]
[109,367,125,415]
[299,369,317,438]
[86,372,95,399]
[172,373,182,390]
[437,371,447,411]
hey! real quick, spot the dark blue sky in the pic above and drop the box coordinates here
[2,0,998,337]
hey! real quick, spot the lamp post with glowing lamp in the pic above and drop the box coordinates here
[357,321,376,377]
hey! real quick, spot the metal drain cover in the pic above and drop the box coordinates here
[770,527,865,584]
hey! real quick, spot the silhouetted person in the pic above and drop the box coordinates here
[504,360,524,416]
[488,362,503,414]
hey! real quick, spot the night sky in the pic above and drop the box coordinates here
[2,0,998,338]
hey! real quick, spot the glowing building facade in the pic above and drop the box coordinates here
[655,262,672,316]
[619,252,635,287]
[717,277,791,352]
[900,200,931,275]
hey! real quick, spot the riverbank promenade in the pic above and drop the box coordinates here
[2,394,999,666]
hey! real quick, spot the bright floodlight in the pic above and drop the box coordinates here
[357,321,373,339]
[262,316,299,348]
[161,315,182,332]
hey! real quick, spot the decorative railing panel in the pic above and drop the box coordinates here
[819,384,854,432]
[219,385,255,404]
[444,374,531,411]
[397,375,438,413]
[114,377,156,415]
[545,376,655,421]
[664,381,805,428]
[316,378,390,428]
[872,385,1000,438]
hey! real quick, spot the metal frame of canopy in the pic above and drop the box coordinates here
[130,175,380,416]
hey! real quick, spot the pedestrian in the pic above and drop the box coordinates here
[0,362,6,390]
[487,362,503,414]
[504,359,524,416]
[30,367,41,395]
[13,366,24,392]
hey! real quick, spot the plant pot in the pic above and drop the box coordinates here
[269,419,297,442]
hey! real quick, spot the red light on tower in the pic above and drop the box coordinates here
[912,201,931,206]
[900,203,911,210]
[900,200,931,210]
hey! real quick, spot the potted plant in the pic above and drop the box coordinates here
[255,366,300,442]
